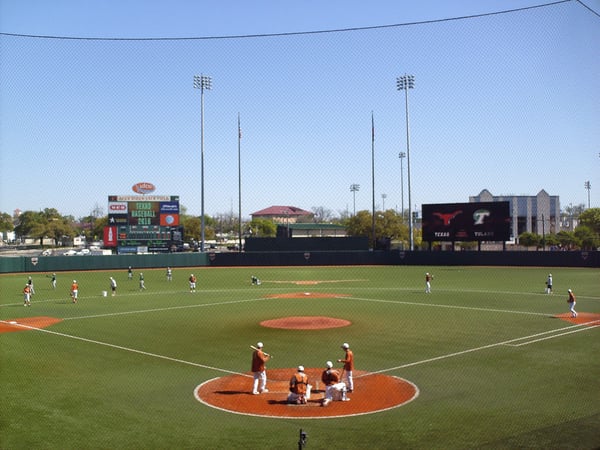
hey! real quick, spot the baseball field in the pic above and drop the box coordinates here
[1,265,598,449]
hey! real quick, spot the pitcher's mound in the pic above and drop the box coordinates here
[261,316,351,329]
[195,368,418,419]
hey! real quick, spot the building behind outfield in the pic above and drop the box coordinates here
[470,189,560,240]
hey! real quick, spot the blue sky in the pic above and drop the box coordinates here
[1,0,599,220]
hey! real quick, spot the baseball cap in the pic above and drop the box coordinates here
[568,289,572,293]
[257,342,263,348]
[326,361,333,368]
[342,343,349,349]
[298,365,304,372]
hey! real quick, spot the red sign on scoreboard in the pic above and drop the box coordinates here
[103,226,118,247]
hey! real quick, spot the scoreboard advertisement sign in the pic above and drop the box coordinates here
[105,195,183,253]
[421,201,510,242]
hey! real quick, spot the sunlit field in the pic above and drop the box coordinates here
[1,265,598,449]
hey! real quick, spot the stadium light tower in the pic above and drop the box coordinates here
[399,152,406,221]
[350,184,360,216]
[193,74,212,252]
[397,74,415,250]
[584,181,591,208]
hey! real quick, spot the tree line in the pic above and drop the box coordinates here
[1,206,599,250]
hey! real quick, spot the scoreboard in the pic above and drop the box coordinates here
[104,195,183,253]
[421,201,511,242]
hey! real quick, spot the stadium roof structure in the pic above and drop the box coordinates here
[250,205,313,218]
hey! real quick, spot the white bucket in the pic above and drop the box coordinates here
[102,291,107,297]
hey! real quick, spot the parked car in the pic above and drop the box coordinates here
[63,250,77,256]
[41,249,52,256]
[76,249,90,255]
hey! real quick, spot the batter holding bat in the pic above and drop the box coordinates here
[251,342,271,395]
[337,342,354,392]
[320,361,349,406]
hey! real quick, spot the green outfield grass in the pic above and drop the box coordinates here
[1,265,598,449]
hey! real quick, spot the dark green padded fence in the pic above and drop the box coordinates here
[0,252,209,274]
[1,250,598,274]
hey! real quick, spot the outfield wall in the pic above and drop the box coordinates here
[0,252,209,274]
[0,250,598,274]
[207,249,599,267]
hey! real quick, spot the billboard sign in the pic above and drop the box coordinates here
[132,182,156,195]
[421,201,510,242]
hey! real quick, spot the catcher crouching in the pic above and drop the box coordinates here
[288,365,311,404]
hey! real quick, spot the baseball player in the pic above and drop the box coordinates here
[110,277,117,296]
[70,280,78,303]
[189,274,197,293]
[425,272,433,293]
[27,276,35,295]
[546,273,553,294]
[23,284,32,306]
[321,361,349,406]
[567,289,577,318]
[287,365,311,404]
[251,342,270,394]
[337,343,354,392]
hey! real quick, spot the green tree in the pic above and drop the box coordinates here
[91,216,108,242]
[345,209,408,247]
[46,217,75,246]
[247,218,277,237]
[518,232,541,248]
[555,230,576,249]
[345,210,373,237]
[578,207,600,235]
[14,209,76,246]
[574,225,599,250]
[14,211,46,245]
[0,212,14,233]
[181,216,200,242]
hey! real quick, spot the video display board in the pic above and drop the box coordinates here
[421,201,510,242]
[105,195,183,253]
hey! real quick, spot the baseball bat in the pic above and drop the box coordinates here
[250,345,272,358]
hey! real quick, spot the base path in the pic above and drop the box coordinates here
[555,312,600,326]
[195,368,418,419]
[0,316,63,333]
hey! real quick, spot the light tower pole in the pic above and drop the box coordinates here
[399,151,406,221]
[584,181,591,208]
[193,74,212,252]
[350,184,360,216]
[397,74,415,250]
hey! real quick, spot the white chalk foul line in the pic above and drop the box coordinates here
[363,321,599,377]
[344,295,550,317]
[1,319,249,378]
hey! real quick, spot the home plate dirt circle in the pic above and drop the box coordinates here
[194,368,419,419]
